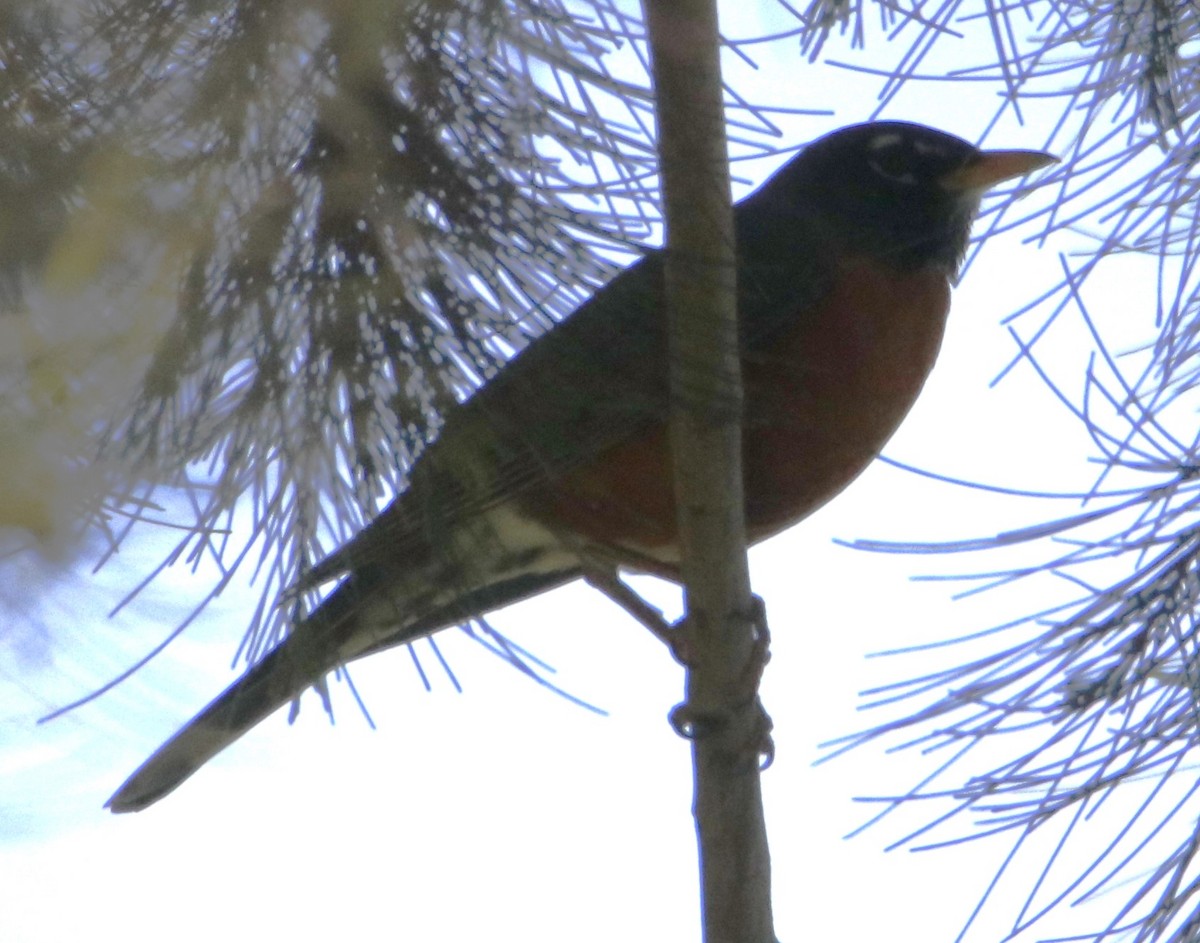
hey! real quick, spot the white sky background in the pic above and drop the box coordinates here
[0,3,1170,942]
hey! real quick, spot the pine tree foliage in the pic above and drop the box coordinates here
[4,0,669,656]
[4,1,803,668]
[797,1,1200,940]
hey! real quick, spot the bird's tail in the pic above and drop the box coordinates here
[106,558,584,813]
[105,635,322,813]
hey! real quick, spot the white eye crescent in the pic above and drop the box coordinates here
[865,130,957,185]
[912,137,946,156]
[867,133,903,151]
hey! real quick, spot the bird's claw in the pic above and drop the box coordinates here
[669,697,775,771]
[668,594,775,770]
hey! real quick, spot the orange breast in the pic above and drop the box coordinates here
[527,258,951,561]
[742,258,951,542]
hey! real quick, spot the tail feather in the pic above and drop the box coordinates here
[106,639,318,813]
[106,562,584,813]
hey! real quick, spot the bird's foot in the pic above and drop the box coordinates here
[670,697,775,772]
[669,595,775,771]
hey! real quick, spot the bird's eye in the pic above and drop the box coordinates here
[866,136,919,185]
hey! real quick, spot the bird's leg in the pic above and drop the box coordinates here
[669,595,775,770]
[581,564,691,666]
[585,562,773,765]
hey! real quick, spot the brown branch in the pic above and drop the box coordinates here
[644,2,775,940]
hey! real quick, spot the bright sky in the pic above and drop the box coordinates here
[0,4,1160,943]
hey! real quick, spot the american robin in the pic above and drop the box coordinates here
[107,121,1055,812]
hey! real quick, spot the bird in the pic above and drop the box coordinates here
[107,120,1056,813]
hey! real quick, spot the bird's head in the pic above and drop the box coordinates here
[785,121,1056,275]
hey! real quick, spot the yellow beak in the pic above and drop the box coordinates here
[942,148,1058,192]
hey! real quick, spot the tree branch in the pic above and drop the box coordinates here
[644,2,775,940]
